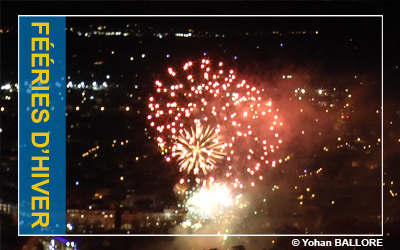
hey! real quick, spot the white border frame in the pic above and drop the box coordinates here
[18,14,384,237]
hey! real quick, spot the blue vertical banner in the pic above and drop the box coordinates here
[19,16,66,235]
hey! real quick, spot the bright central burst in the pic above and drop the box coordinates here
[181,180,244,231]
[186,182,234,220]
[174,124,225,175]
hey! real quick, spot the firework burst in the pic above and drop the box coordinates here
[175,124,226,175]
[186,181,233,221]
[148,58,286,188]
[182,178,245,233]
